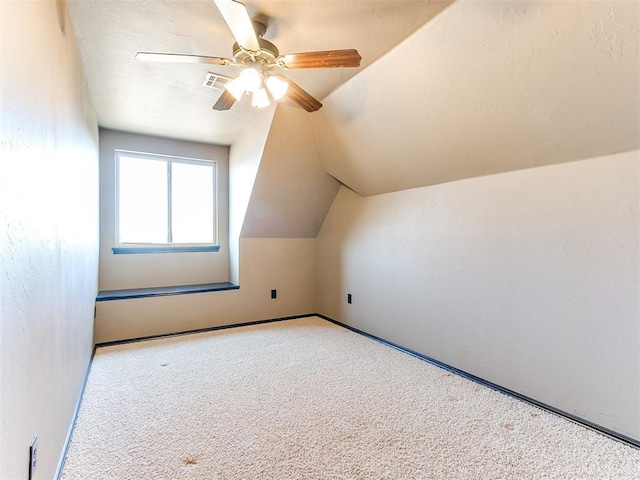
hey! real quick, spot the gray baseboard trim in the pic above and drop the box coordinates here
[94,314,315,348]
[55,350,95,479]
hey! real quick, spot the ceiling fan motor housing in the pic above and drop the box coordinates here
[232,39,279,63]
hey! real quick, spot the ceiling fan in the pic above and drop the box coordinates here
[136,0,362,112]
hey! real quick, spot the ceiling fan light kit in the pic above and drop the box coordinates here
[136,0,362,112]
[224,67,289,108]
[233,68,262,95]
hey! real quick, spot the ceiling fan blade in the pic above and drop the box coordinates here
[213,0,260,53]
[277,76,322,112]
[277,49,362,69]
[136,52,230,66]
[212,89,237,111]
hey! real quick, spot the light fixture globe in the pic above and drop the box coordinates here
[224,77,246,101]
[238,68,261,93]
[266,75,288,100]
[252,88,270,108]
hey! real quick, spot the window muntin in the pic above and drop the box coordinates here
[115,150,218,246]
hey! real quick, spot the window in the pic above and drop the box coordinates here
[114,150,218,252]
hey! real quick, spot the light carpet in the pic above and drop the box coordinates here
[61,316,640,479]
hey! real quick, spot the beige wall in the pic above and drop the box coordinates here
[0,1,99,479]
[96,105,338,344]
[228,109,275,284]
[98,129,230,290]
[317,150,640,441]
[242,105,340,238]
[95,238,316,343]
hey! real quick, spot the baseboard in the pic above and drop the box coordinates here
[316,314,640,450]
[55,349,95,479]
[95,313,316,348]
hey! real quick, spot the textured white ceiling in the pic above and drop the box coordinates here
[67,0,453,146]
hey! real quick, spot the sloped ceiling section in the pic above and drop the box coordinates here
[312,0,640,197]
[241,104,340,238]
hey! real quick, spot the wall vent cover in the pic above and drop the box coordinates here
[203,72,232,90]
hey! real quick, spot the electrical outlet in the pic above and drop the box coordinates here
[29,435,37,480]
[347,293,352,304]
[271,289,277,299]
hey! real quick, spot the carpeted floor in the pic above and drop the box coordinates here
[61,316,640,479]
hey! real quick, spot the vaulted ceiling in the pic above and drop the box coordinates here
[67,0,453,146]
[68,0,639,204]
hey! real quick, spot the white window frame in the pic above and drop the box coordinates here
[114,149,219,249]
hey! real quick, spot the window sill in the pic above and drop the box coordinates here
[112,245,220,254]
[96,282,239,301]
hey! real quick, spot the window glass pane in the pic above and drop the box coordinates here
[118,156,168,243]
[171,162,214,244]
